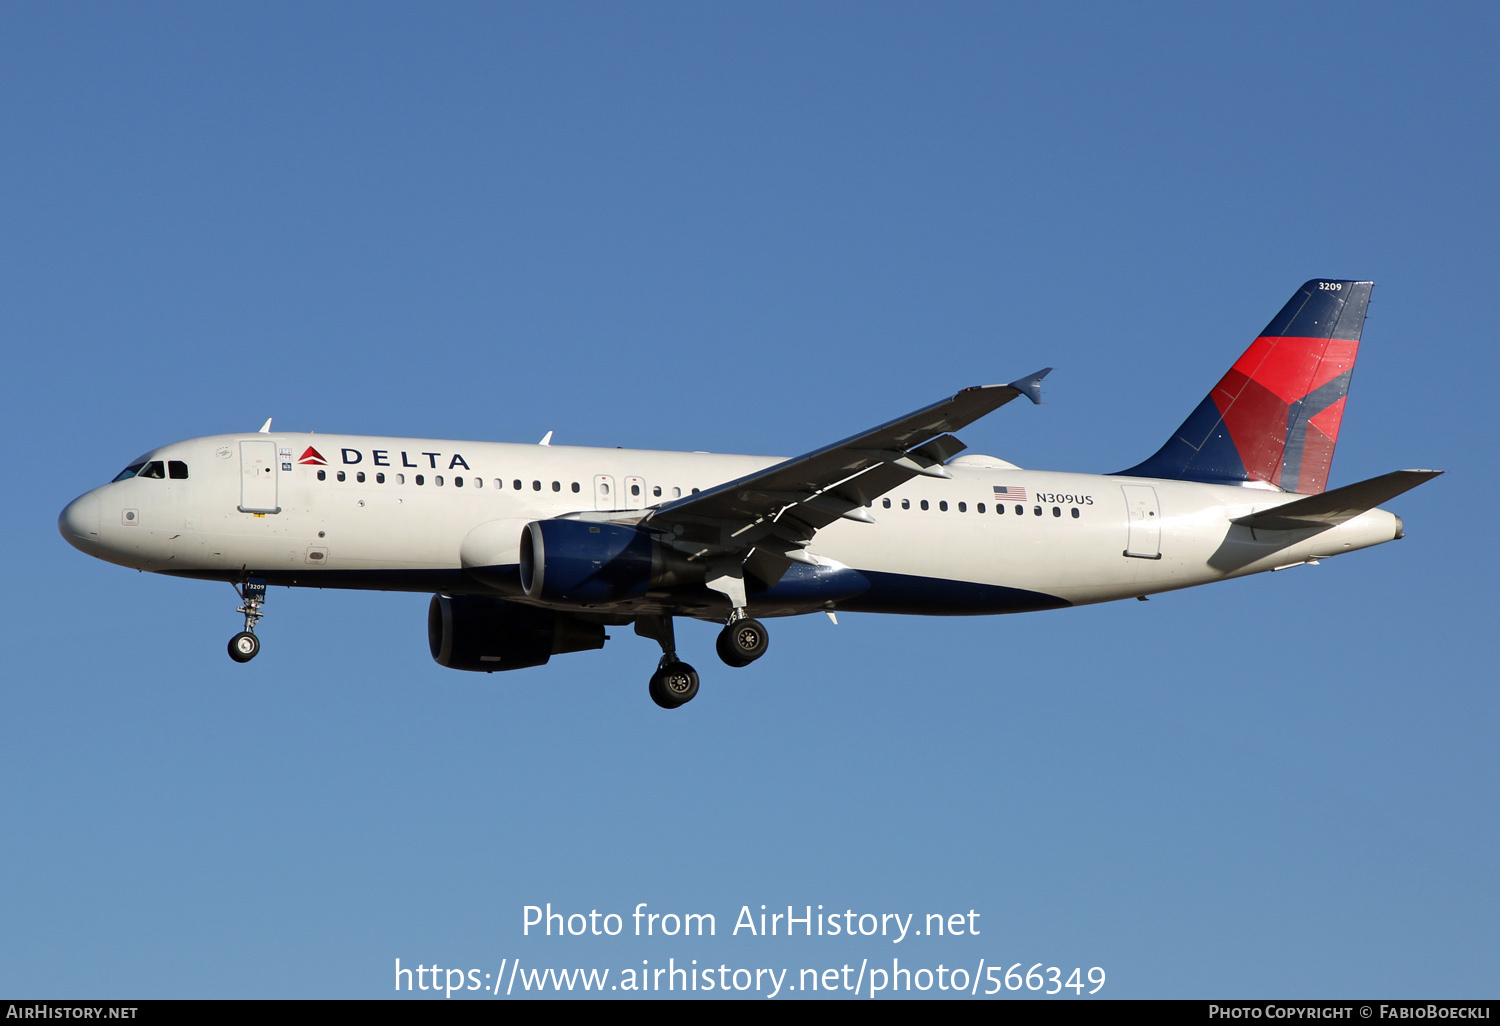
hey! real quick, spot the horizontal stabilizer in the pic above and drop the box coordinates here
[1232,469,1443,530]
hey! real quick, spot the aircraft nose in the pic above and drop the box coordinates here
[59,491,102,554]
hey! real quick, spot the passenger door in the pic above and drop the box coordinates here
[1121,484,1161,559]
[239,440,280,513]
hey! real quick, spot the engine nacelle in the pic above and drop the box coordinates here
[519,519,699,605]
[427,594,606,672]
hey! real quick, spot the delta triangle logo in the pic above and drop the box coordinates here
[297,446,328,466]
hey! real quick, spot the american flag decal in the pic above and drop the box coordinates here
[993,485,1028,501]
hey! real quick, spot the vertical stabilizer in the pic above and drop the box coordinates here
[1117,279,1371,494]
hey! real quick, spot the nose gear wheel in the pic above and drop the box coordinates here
[228,631,260,662]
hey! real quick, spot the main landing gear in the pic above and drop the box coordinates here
[227,578,267,663]
[649,661,699,709]
[636,616,698,709]
[716,612,769,668]
[634,611,772,709]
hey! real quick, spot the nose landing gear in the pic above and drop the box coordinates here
[228,578,267,663]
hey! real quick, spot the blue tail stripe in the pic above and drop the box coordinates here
[1116,394,1248,484]
[1261,280,1371,341]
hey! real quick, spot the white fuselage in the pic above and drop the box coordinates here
[59,431,1404,621]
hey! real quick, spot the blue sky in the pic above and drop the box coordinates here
[2,2,1495,999]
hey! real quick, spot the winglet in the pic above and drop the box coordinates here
[258,418,273,433]
[538,431,553,446]
[1007,368,1052,405]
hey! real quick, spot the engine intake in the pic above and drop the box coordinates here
[427,594,606,672]
[519,519,698,605]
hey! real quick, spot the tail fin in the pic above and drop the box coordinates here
[1118,279,1372,494]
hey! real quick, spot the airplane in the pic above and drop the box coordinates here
[59,279,1439,709]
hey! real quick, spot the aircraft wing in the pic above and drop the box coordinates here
[639,370,1050,576]
[1232,469,1443,531]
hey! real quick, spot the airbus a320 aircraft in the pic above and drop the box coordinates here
[60,280,1438,708]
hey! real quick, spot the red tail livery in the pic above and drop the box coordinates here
[1120,279,1371,494]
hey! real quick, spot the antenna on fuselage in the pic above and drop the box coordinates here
[258,418,273,433]
[538,431,553,446]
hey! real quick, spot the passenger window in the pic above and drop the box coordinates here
[356,471,365,483]
[454,476,463,488]
[901,499,910,509]
[630,483,640,497]
[473,477,481,488]
[977,502,986,513]
[672,487,682,498]
[1071,507,1080,518]
[1033,506,1042,516]
[376,472,385,484]
[494,479,502,490]
[572,482,581,493]
[653,485,662,497]
[958,502,966,512]
[939,500,948,511]
[920,500,929,511]
[168,461,188,479]
[1053,506,1061,517]
[337,471,346,482]
[513,479,522,490]
[416,475,425,485]
[435,476,444,486]
[882,498,891,508]
[532,480,541,491]
[691,488,699,494]
[1015,505,1023,515]
[397,474,405,484]
[996,502,1003,513]
[317,469,327,481]
[112,462,146,482]
[553,481,561,492]
[138,461,166,480]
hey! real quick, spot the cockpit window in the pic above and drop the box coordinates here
[137,461,166,480]
[112,463,146,482]
[168,461,188,479]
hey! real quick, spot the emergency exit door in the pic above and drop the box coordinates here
[593,474,616,511]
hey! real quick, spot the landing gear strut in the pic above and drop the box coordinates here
[716,611,769,667]
[703,562,770,668]
[228,578,267,663]
[635,615,699,709]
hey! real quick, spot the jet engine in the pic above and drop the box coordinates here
[427,594,606,672]
[519,519,700,605]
